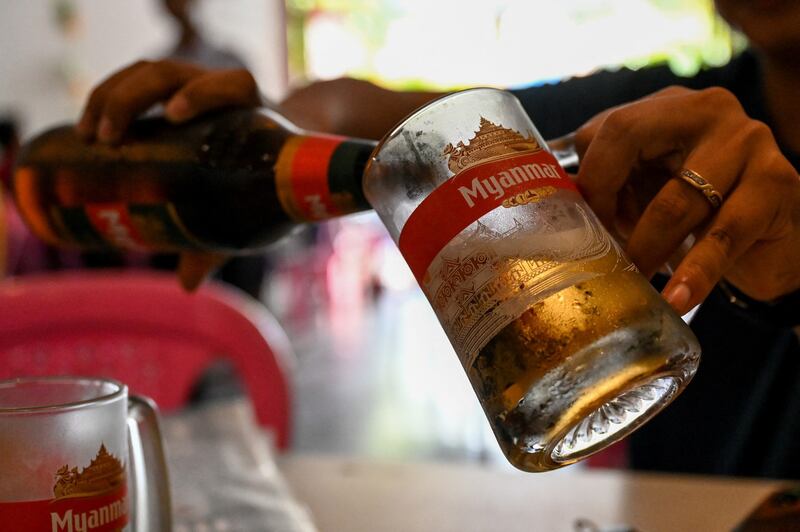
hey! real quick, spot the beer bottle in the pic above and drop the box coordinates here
[13,108,377,253]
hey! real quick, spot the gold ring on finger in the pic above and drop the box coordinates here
[677,168,724,209]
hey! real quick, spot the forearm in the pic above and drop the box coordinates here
[279,78,443,140]
[351,83,443,140]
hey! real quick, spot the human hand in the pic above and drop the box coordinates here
[77,60,262,143]
[76,60,262,290]
[572,86,800,316]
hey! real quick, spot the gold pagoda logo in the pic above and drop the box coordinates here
[443,117,540,174]
[53,444,126,500]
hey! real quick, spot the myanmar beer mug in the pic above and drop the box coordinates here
[363,88,701,472]
[0,376,171,531]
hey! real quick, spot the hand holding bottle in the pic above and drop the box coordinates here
[16,61,375,293]
[76,60,262,290]
[77,60,261,144]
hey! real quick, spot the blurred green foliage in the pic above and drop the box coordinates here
[286,0,747,89]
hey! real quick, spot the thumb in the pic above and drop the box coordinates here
[164,69,261,123]
[177,251,229,292]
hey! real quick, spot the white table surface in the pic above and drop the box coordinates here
[280,453,786,532]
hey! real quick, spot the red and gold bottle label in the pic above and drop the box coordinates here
[50,202,202,251]
[275,135,372,222]
[0,444,129,531]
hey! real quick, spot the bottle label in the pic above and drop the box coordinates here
[397,121,630,367]
[0,444,128,531]
[52,202,202,251]
[275,135,370,222]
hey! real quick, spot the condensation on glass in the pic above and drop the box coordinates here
[363,88,701,472]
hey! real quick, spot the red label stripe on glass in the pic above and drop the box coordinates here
[398,149,577,284]
[85,203,147,251]
[290,136,346,221]
[0,483,128,531]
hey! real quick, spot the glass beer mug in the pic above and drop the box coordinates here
[0,376,171,531]
[363,88,701,472]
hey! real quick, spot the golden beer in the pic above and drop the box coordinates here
[470,265,697,470]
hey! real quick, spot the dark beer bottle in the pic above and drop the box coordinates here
[13,108,377,253]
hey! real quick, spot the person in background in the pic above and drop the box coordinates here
[74,0,800,478]
[161,0,246,71]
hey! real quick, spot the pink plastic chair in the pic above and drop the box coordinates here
[0,270,294,449]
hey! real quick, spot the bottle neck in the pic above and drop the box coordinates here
[274,133,376,222]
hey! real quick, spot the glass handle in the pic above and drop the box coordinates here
[128,396,172,532]
[547,132,579,169]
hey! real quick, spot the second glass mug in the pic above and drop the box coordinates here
[363,88,701,472]
[0,376,171,531]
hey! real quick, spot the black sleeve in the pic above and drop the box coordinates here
[510,63,712,140]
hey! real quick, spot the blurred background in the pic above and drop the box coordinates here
[0,0,745,468]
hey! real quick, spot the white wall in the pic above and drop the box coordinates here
[0,0,287,139]
[197,0,288,101]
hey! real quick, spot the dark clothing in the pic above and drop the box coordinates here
[513,51,800,479]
